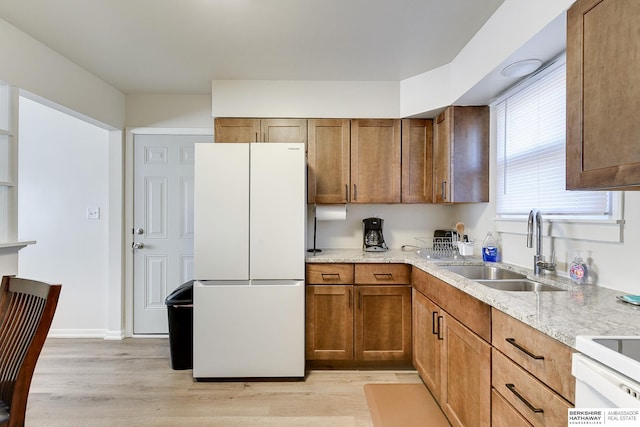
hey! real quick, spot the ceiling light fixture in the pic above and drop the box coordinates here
[501,59,543,78]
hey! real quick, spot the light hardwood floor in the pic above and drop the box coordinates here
[26,338,422,426]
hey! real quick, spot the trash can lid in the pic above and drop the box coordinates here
[165,280,194,306]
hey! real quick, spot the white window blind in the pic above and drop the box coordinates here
[496,60,611,217]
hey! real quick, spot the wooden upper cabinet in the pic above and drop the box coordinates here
[350,119,401,203]
[214,118,260,142]
[261,119,307,144]
[214,118,307,144]
[567,0,640,190]
[433,106,489,203]
[401,119,433,203]
[307,119,350,204]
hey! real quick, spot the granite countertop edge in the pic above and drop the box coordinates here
[305,248,640,350]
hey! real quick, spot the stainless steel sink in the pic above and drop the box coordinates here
[475,279,565,292]
[441,265,527,280]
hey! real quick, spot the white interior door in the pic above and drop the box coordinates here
[133,134,211,334]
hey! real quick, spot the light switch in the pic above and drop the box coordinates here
[87,207,100,220]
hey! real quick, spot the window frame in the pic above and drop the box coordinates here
[492,55,624,243]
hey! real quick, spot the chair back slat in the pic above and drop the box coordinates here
[0,276,61,427]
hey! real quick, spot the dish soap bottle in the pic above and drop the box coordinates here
[569,252,588,285]
[482,232,498,262]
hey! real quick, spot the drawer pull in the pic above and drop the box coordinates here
[373,273,393,280]
[321,273,341,279]
[506,383,544,413]
[506,338,545,360]
[432,311,439,335]
[437,316,444,340]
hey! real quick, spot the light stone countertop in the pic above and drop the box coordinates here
[305,248,640,349]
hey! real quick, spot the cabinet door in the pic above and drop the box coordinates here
[433,109,451,203]
[261,119,308,145]
[567,0,640,189]
[412,289,442,402]
[401,119,433,203]
[350,119,401,203]
[214,118,261,142]
[441,313,491,427]
[450,106,489,202]
[307,119,350,204]
[354,285,411,361]
[305,285,354,360]
[433,107,489,203]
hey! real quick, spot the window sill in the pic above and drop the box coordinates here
[495,218,624,243]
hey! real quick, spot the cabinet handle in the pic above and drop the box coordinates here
[432,311,439,335]
[358,289,362,310]
[373,273,393,280]
[345,184,349,202]
[441,181,447,201]
[437,316,444,340]
[505,338,545,360]
[255,132,258,142]
[506,383,544,413]
[353,184,358,201]
[321,273,340,279]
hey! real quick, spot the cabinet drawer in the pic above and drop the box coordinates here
[413,268,491,342]
[354,263,411,284]
[493,349,571,427]
[491,389,533,427]
[492,309,575,403]
[306,264,354,284]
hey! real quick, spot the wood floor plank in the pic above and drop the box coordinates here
[25,338,423,426]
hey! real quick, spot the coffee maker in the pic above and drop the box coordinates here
[363,217,388,252]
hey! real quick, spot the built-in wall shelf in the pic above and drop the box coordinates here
[0,241,36,250]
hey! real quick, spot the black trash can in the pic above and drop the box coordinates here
[165,280,194,370]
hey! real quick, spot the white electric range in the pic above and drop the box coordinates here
[572,336,640,408]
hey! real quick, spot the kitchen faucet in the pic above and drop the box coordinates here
[527,209,556,275]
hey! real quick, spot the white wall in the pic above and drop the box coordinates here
[211,80,400,119]
[400,0,575,117]
[0,17,125,129]
[310,204,456,251]
[18,97,111,336]
[125,94,213,128]
[454,105,639,294]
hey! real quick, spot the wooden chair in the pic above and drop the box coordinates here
[0,276,61,427]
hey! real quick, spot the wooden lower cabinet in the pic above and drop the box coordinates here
[355,285,412,361]
[305,285,353,360]
[440,311,491,427]
[306,263,412,365]
[492,389,533,427]
[492,349,571,427]
[412,268,491,427]
[412,288,442,396]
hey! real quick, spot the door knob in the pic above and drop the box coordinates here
[134,228,144,235]
[132,242,144,249]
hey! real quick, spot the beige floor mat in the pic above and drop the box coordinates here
[363,383,451,427]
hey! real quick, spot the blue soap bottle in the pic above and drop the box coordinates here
[482,232,498,262]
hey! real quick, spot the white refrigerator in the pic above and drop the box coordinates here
[192,142,306,379]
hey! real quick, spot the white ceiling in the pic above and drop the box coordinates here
[0,0,507,94]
